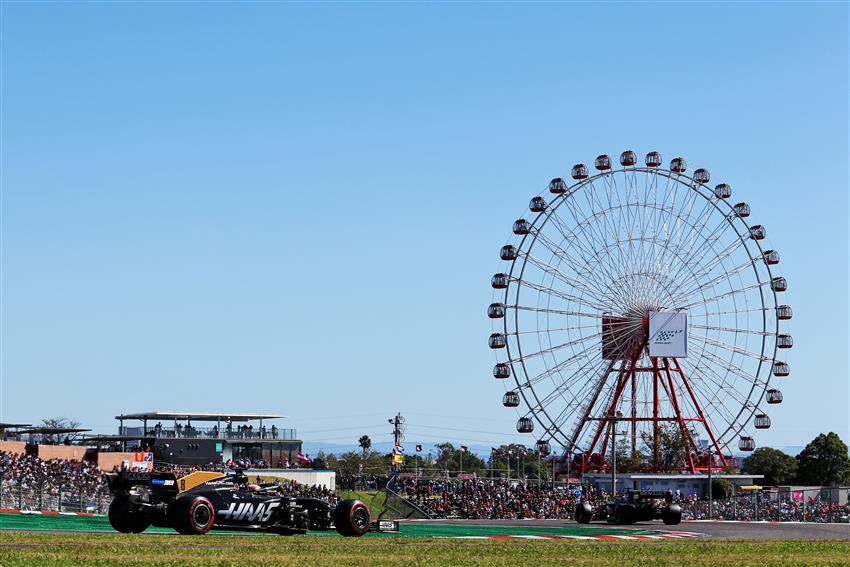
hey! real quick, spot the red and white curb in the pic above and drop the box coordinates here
[442,531,704,540]
[0,509,95,517]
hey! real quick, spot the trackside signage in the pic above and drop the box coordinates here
[648,311,688,358]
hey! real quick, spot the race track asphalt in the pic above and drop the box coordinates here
[419,518,850,540]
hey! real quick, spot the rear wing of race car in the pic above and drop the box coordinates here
[106,470,180,496]
[636,490,674,502]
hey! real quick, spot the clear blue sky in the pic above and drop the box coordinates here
[1,2,847,454]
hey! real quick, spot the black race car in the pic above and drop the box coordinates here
[106,469,371,536]
[575,489,682,525]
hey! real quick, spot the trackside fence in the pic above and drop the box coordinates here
[0,478,112,514]
[681,488,850,523]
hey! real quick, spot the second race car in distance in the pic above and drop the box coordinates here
[575,489,683,525]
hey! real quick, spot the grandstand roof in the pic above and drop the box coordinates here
[115,412,285,422]
[0,423,32,428]
[21,427,92,434]
[81,435,154,443]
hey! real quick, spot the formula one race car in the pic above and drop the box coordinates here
[106,469,371,536]
[575,489,682,525]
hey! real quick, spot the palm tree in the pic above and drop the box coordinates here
[358,435,372,459]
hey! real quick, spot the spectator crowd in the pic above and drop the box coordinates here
[0,451,106,493]
[391,477,850,523]
[394,477,599,519]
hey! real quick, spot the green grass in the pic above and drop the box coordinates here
[0,533,848,566]
[0,512,657,537]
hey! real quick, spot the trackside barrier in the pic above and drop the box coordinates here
[0,479,111,514]
[680,487,850,523]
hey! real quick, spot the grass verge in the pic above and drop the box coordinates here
[0,533,848,566]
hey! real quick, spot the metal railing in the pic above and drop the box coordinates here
[118,426,298,441]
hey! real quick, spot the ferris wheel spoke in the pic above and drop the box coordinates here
[677,251,755,299]
[678,280,767,310]
[653,179,698,280]
[524,357,610,418]
[690,306,773,318]
[670,238,747,298]
[516,278,608,312]
[514,305,602,319]
[666,203,738,286]
[518,344,602,388]
[690,323,775,337]
[550,204,635,307]
[544,209,631,307]
[682,346,764,434]
[518,325,600,337]
[528,230,622,302]
[690,332,771,362]
[523,253,619,307]
[585,178,633,287]
[507,331,602,365]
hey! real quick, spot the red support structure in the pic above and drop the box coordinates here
[669,358,729,470]
[568,353,730,474]
[661,357,697,472]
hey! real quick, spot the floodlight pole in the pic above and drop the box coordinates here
[708,458,713,520]
[611,411,622,498]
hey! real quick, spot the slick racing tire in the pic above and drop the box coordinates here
[662,504,683,525]
[108,496,151,534]
[170,496,216,535]
[334,500,371,537]
[575,502,594,524]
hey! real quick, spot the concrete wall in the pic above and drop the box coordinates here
[245,469,335,491]
[0,441,26,455]
[32,445,86,462]
[96,452,139,472]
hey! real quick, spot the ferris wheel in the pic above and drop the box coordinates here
[488,151,792,472]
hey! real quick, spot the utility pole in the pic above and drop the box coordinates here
[388,413,404,473]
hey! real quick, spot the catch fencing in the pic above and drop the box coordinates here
[681,487,850,523]
[0,479,112,514]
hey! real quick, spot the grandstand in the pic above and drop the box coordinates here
[82,411,303,467]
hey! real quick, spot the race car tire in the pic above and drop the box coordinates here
[662,504,682,525]
[108,496,151,534]
[333,500,370,537]
[575,502,594,524]
[170,496,215,535]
